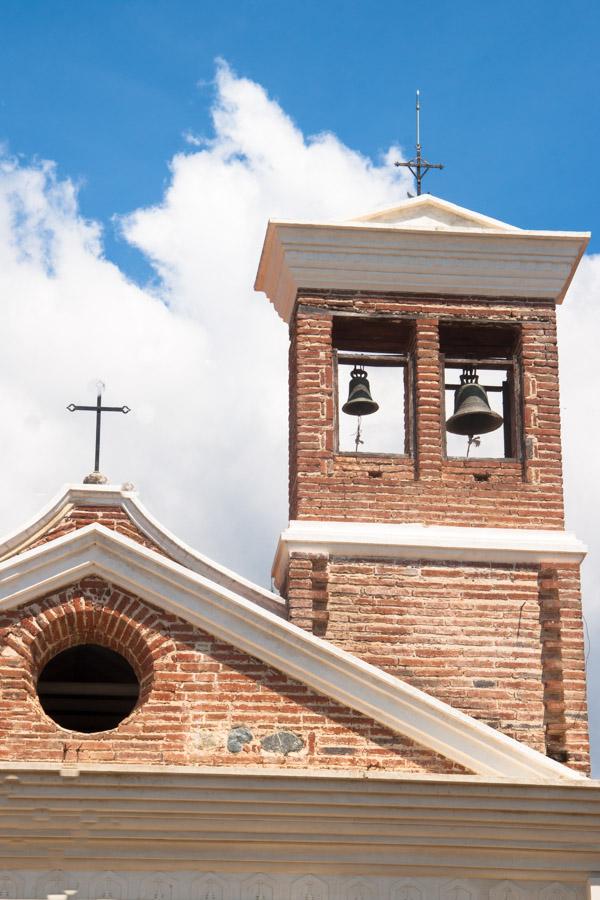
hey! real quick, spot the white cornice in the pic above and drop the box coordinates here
[273,520,587,589]
[0,765,598,877]
[0,523,585,782]
[0,483,285,616]
[254,197,590,323]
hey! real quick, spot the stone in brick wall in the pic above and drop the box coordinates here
[227,726,253,753]
[0,576,469,774]
[261,730,304,755]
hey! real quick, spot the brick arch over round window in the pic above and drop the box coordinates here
[24,579,158,707]
[0,576,169,751]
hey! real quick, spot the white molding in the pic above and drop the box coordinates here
[0,767,598,879]
[0,524,585,782]
[350,195,523,232]
[0,484,285,616]
[272,520,587,588]
[253,197,590,323]
[0,758,589,784]
[0,874,590,898]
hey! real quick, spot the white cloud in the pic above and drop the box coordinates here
[0,60,598,767]
[558,255,600,765]
[0,61,411,587]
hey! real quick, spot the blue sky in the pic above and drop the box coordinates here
[2,0,599,279]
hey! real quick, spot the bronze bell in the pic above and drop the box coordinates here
[342,365,379,417]
[446,366,504,437]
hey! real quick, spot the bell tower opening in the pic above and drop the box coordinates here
[440,321,521,460]
[333,316,413,456]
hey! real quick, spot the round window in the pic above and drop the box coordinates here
[37,644,140,733]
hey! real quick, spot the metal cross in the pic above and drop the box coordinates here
[395,90,444,195]
[67,382,130,477]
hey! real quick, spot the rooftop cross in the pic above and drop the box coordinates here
[394,90,444,196]
[67,381,130,484]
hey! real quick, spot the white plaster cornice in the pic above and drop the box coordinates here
[0,523,585,783]
[272,520,587,589]
[254,196,590,323]
[0,483,285,616]
[0,765,598,877]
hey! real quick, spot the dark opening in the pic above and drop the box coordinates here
[333,316,414,455]
[37,644,140,733]
[332,316,413,354]
[438,321,520,359]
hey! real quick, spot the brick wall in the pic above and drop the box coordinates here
[20,506,167,557]
[285,554,590,774]
[289,293,565,529]
[0,577,468,774]
[538,565,589,771]
[285,289,589,773]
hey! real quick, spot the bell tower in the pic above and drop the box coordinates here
[255,195,591,773]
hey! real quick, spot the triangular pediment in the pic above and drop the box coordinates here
[0,512,584,783]
[4,568,468,775]
[0,483,284,616]
[350,195,521,232]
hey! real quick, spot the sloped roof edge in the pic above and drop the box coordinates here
[0,483,285,616]
[0,522,584,783]
[349,195,523,231]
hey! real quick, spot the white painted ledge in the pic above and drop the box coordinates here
[272,520,587,588]
[0,766,598,880]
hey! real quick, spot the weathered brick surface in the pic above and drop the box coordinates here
[0,577,468,773]
[285,554,589,774]
[285,289,589,773]
[19,505,168,558]
[538,565,590,771]
[289,293,565,529]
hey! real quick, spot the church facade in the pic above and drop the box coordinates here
[0,196,598,899]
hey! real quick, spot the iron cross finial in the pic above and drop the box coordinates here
[394,90,444,196]
[67,381,130,484]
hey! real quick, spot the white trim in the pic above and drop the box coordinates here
[2,758,592,783]
[0,765,597,878]
[350,195,524,231]
[0,524,584,783]
[0,484,285,616]
[272,520,587,589]
[254,198,589,323]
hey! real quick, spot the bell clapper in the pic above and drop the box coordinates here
[353,416,364,453]
[466,435,481,458]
